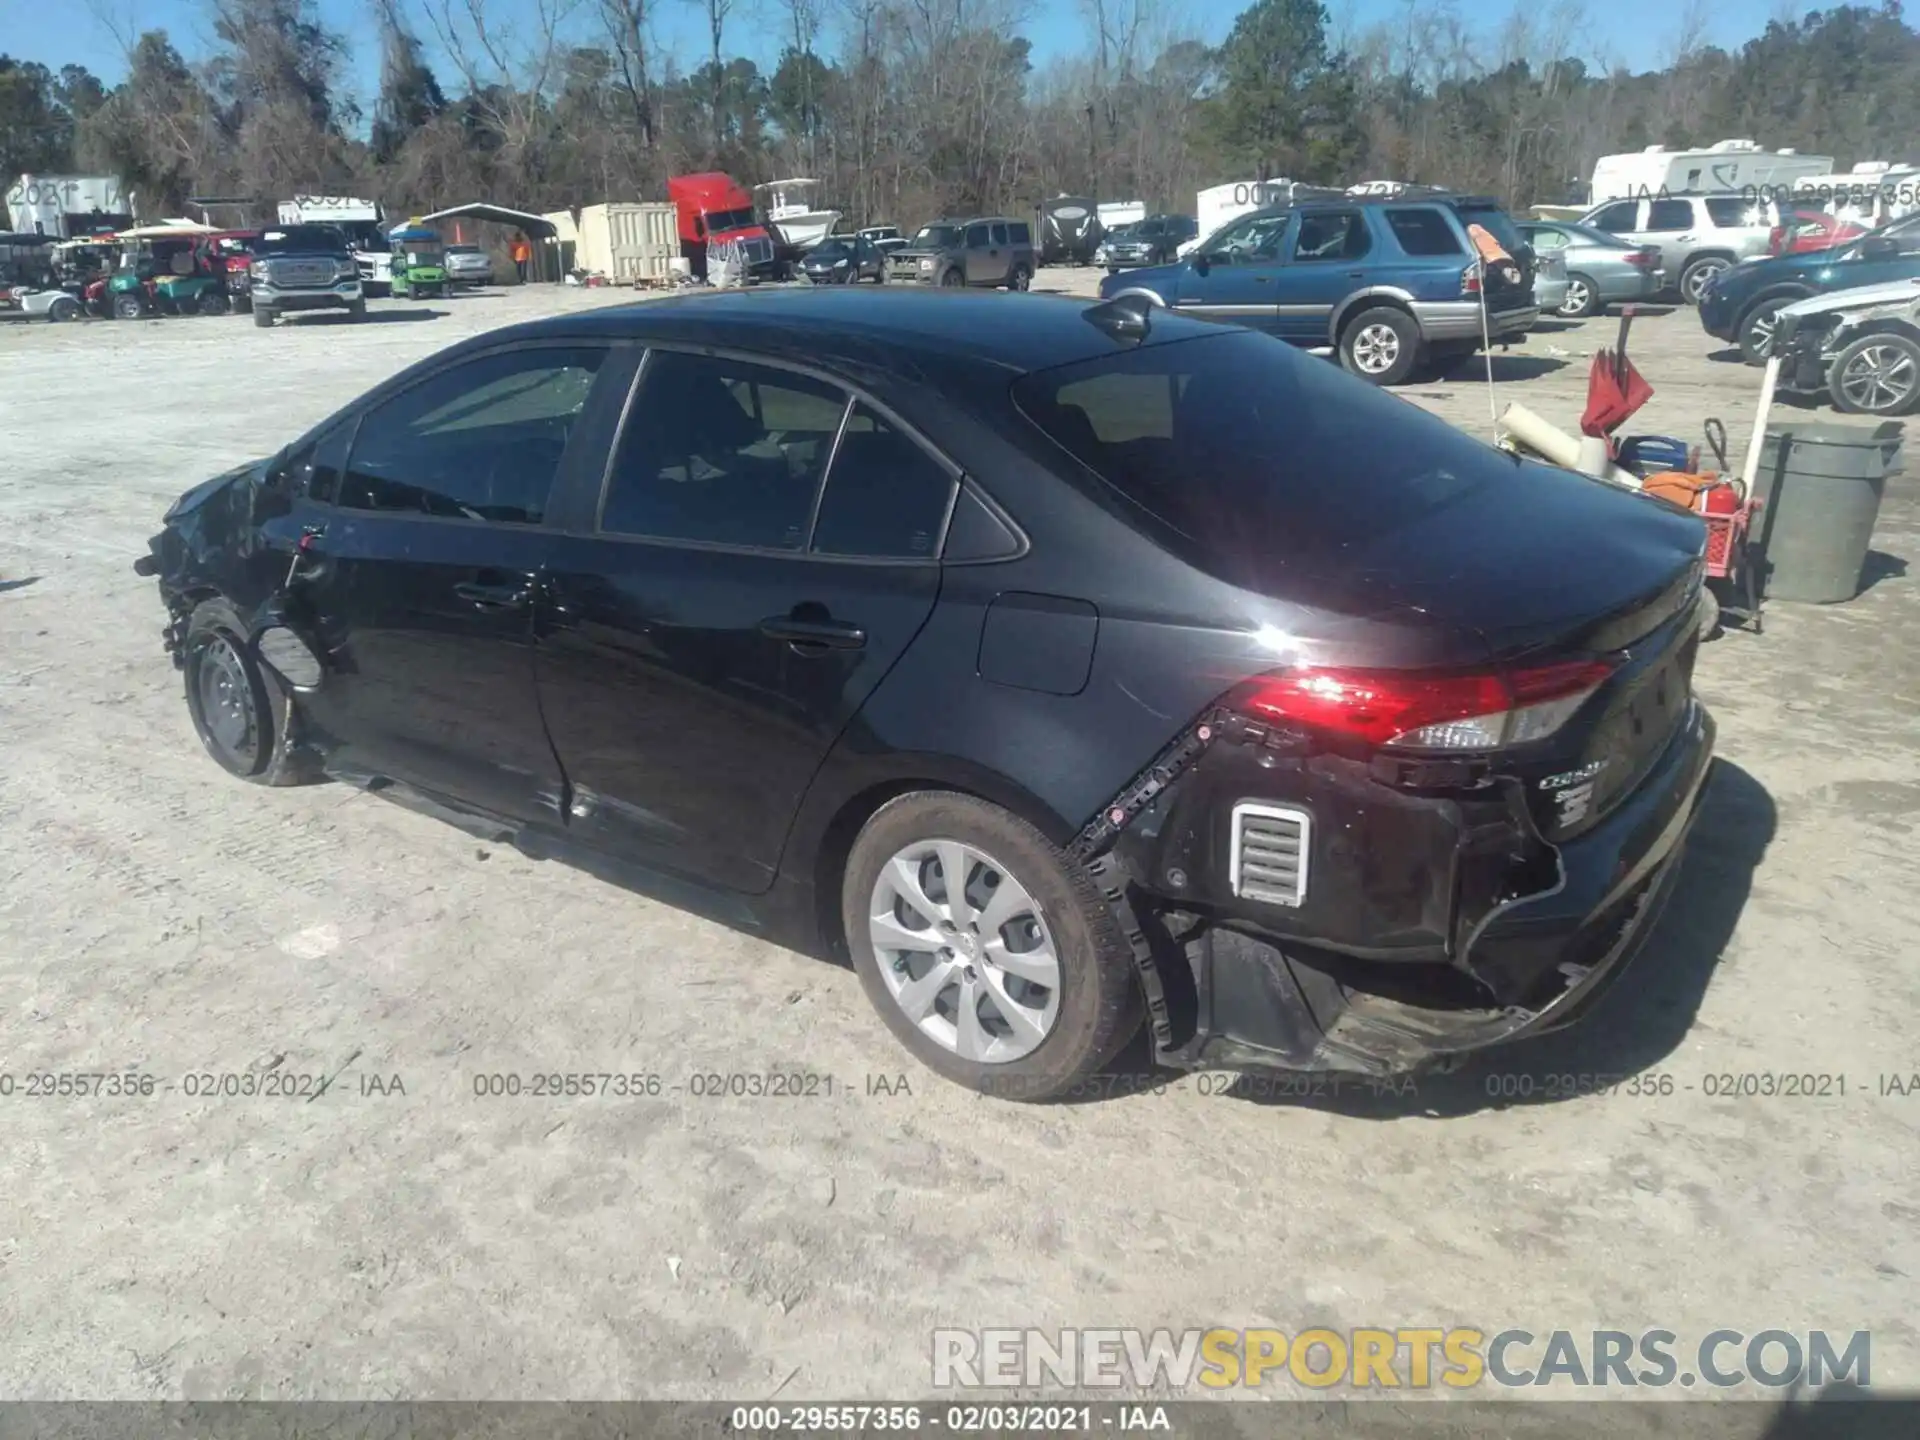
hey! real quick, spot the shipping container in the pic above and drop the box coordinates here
[546,203,679,283]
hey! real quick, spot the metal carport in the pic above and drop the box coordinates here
[413,204,560,282]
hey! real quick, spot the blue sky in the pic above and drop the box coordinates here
[3,0,1792,109]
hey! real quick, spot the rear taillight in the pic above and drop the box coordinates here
[1626,249,1658,270]
[1460,264,1481,296]
[1236,659,1616,752]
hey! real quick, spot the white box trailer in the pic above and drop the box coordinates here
[1587,141,1832,203]
[7,174,133,237]
[1096,200,1146,231]
[1789,161,1920,227]
[277,196,393,291]
[547,203,678,284]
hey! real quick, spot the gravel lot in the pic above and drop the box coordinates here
[2,275,1916,1407]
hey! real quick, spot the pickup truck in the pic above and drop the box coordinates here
[1099,191,1538,385]
[250,224,365,328]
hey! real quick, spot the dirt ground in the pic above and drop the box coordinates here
[1,275,1916,1407]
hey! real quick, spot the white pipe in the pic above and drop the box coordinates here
[1740,354,1781,498]
[1496,402,1644,489]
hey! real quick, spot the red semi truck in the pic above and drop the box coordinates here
[667,172,780,280]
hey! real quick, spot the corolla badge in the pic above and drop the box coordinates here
[1541,759,1610,827]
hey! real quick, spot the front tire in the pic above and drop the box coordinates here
[843,792,1141,1100]
[47,296,80,322]
[253,306,275,328]
[939,268,965,288]
[181,598,321,786]
[1828,331,1920,416]
[112,294,144,320]
[1339,306,1422,386]
[348,299,367,320]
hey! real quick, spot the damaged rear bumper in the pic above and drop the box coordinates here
[1091,698,1717,1078]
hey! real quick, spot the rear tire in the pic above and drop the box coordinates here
[1697,585,1722,642]
[1738,298,1795,365]
[113,294,144,320]
[1559,273,1598,318]
[1339,306,1422,386]
[181,598,322,787]
[199,291,230,316]
[842,792,1142,1101]
[1679,255,1730,305]
[47,296,80,322]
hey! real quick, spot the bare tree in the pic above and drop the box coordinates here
[599,0,656,150]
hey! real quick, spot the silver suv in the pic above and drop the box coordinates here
[1580,194,1779,304]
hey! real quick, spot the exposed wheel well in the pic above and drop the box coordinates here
[1331,294,1414,345]
[1682,249,1738,270]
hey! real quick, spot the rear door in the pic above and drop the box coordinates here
[1641,197,1699,277]
[291,341,620,823]
[967,222,1006,284]
[532,349,955,893]
[1272,207,1373,342]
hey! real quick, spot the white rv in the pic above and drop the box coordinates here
[1096,200,1146,232]
[1790,161,1920,227]
[278,195,393,292]
[7,174,134,238]
[1588,140,1832,203]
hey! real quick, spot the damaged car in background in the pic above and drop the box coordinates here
[134,287,1715,1101]
[1773,280,1920,416]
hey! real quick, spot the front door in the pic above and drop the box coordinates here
[533,348,953,892]
[1172,210,1293,332]
[289,342,617,823]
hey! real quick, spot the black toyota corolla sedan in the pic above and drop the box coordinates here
[136,287,1716,1100]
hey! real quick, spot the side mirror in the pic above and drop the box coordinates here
[1861,235,1900,260]
[1192,253,1211,276]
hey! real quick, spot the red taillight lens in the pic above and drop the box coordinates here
[1460,264,1481,295]
[1238,659,1615,752]
[1626,249,1657,270]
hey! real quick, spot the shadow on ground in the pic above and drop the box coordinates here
[288,309,448,326]
[1089,758,1774,1117]
[1860,549,1908,593]
[0,576,41,593]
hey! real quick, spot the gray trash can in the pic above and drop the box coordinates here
[1753,420,1901,603]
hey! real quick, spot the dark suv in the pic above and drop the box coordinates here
[1099,192,1537,385]
[1097,214,1199,271]
[1697,212,1920,363]
[888,218,1037,290]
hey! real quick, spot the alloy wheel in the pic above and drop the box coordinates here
[1836,342,1918,412]
[1558,279,1591,317]
[1745,308,1778,359]
[1683,261,1727,304]
[1351,323,1402,375]
[868,839,1061,1064]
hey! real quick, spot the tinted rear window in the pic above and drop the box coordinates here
[1453,203,1525,254]
[1705,196,1761,227]
[1011,331,1504,580]
[1386,208,1465,256]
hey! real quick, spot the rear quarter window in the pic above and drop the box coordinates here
[1386,209,1466,256]
[1011,331,1509,582]
[1705,197,1762,228]
[1009,221,1031,244]
[1453,203,1526,254]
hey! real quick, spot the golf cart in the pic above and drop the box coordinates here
[388,223,448,299]
[0,232,82,323]
[51,235,120,315]
[108,224,231,318]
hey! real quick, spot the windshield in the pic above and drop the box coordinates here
[914,225,961,248]
[446,244,480,255]
[258,226,348,255]
[1012,330,1518,583]
[705,207,756,234]
[810,240,852,260]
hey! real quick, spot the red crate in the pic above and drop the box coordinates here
[1703,513,1735,574]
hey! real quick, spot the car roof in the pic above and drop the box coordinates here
[1244,191,1503,221]
[488,287,1224,376]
